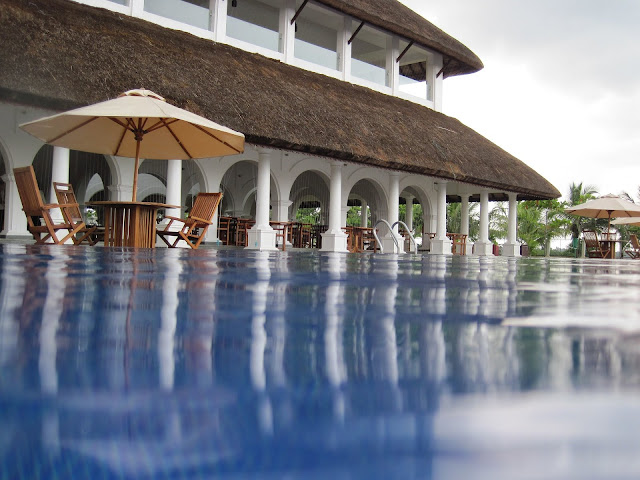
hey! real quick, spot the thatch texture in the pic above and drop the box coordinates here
[0,0,560,199]
[317,0,483,77]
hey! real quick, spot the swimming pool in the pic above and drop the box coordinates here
[1,244,640,479]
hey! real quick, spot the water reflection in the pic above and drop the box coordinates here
[1,247,640,478]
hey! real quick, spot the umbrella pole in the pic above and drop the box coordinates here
[132,138,141,202]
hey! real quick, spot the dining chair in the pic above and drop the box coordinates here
[13,166,85,245]
[53,182,102,245]
[625,233,640,259]
[157,192,223,249]
[582,229,610,258]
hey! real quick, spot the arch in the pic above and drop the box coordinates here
[347,177,388,226]
[218,159,280,217]
[290,169,331,224]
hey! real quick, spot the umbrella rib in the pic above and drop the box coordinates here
[191,124,243,154]
[160,119,192,158]
[49,117,100,143]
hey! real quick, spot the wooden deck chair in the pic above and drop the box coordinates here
[157,192,223,249]
[13,166,85,245]
[625,233,640,259]
[53,182,102,245]
[582,229,610,258]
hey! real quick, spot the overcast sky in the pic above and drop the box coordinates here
[399,0,640,202]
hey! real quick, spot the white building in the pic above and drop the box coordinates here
[0,0,560,254]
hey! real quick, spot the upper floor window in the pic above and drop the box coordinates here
[398,41,432,101]
[227,0,283,52]
[351,25,390,87]
[144,0,211,30]
[294,1,342,72]
[108,0,127,4]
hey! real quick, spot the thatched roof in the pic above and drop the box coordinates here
[0,0,560,200]
[316,0,483,78]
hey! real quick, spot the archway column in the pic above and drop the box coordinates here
[474,190,493,256]
[460,194,472,255]
[429,181,451,255]
[1,171,28,237]
[404,194,414,232]
[156,159,184,247]
[49,146,70,223]
[382,172,403,253]
[360,199,368,227]
[502,192,521,257]
[247,148,277,250]
[321,161,348,252]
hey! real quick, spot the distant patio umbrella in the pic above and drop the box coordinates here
[19,89,244,202]
[611,217,640,227]
[565,194,640,232]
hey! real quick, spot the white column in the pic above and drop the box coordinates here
[320,162,348,252]
[49,146,70,223]
[474,190,493,256]
[460,194,471,255]
[429,182,451,254]
[247,149,277,250]
[274,200,292,222]
[404,195,414,232]
[1,171,28,237]
[502,193,521,257]
[382,172,403,253]
[165,159,182,219]
[360,199,368,227]
[212,0,227,42]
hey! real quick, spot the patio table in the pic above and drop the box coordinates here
[89,201,179,248]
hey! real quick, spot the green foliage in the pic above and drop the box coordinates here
[296,207,321,224]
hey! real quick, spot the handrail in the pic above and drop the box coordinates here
[392,221,417,254]
[373,219,400,254]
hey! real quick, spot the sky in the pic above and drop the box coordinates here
[399,0,640,202]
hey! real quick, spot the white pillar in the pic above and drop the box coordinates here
[460,195,471,255]
[382,172,403,253]
[502,193,521,257]
[429,182,452,254]
[49,147,70,223]
[474,190,493,256]
[321,161,348,252]
[404,195,414,232]
[360,199,368,227]
[1,171,28,237]
[165,159,182,219]
[247,149,277,250]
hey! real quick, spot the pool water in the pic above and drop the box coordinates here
[1,244,640,479]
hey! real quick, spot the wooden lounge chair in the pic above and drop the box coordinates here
[53,182,102,245]
[582,229,610,258]
[13,166,86,245]
[157,192,223,249]
[625,233,640,259]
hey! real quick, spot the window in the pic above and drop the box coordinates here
[107,0,128,5]
[144,0,211,30]
[294,1,342,71]
[227,0,283,52]
[398,41,432,101]
[351,25,390,87]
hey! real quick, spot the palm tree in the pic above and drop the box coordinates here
[567,182,598,239]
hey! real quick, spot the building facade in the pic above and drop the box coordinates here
[0,0,560,254]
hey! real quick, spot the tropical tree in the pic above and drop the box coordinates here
[446,202,479,240]
[566,182,598,239]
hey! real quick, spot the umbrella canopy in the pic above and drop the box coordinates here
[20,89,245,201]
[611,217,640,227]
[566,194,640,231]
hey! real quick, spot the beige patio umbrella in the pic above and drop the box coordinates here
[565,194,640,232]
[20,89,245,201]
[611,217,640,227]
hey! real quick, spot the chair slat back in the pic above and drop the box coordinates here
[631,234,640,250]
[53,182,84,224]
[582,229,600,249]
[14,166,45,217]
[190,192,222,223]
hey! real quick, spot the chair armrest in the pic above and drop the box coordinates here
[164,215,185,223]
[43,203,76,210]
[189,215,212,224]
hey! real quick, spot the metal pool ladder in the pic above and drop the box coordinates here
[372,220,418,254]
